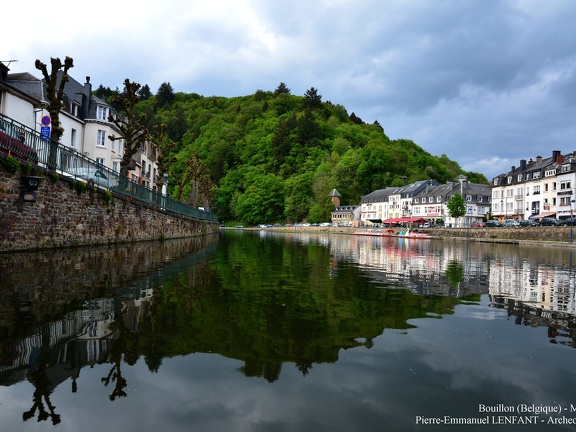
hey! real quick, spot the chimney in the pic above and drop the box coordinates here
[520,159,527,170]
[81,76,92,120]
[536,155,542,163]
[552,150,560,162]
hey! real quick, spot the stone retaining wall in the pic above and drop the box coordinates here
[0,156,219,252]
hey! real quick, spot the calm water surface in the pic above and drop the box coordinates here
[1,230,576,432]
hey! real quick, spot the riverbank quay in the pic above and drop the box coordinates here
[227,225,576,248]
[0,159,219,253]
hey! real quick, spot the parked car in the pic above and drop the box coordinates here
[504,219,520,227]
[65,167,117,189]
[519,219,539,227]
[562,217,576,226]
[539,217,563,226]
[418,223,431,228]
[486,220,504,227]
[471,221,486,227]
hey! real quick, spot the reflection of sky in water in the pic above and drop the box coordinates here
[2,296,575,432]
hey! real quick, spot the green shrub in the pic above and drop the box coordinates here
[1,155,20,174]
[101,190,113,204]
[48,172,59,183]
[72,179,87,194]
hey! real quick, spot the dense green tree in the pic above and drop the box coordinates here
[271,115,297,170]
[156,82,175,107]
[274,82,291,95]
[234,173,286,224]
[447,193,466,221]
[284,173,313,222]
[297,109,320,145]
[304,87,322,109]
[165,105,188,142]
[95,84,116,99]
[349,112,363,124]
[138,84,152,100]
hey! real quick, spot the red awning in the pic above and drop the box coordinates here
[382,217,426,224]
[529,211,556,219]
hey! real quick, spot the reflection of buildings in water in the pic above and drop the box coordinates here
[0,289,154,417]
[346,236,489,297]
[489,259,576,315]
[490,294,576,348]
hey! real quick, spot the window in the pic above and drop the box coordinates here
[466,195,472,201]
[96,106,108,121]
[533,185,540,194]
[112,161,119,172]
[436,196,441,202]
[96,157,104,166]
[428,197,433,203]
[517,175,522,181]
[71,128,77,148]
[415,198,419,203]
[71,103,79,116]
[494,178,499,186]
[478,196,483,202]
[507,176,512,184]
[533,172,540,179]
[545,183,549,192]
[97,130,106,147]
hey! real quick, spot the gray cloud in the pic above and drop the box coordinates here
[5,0,576,180]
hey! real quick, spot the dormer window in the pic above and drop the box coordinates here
[466,195,472,201]
[507,176,512,184]
[96,106,108,121]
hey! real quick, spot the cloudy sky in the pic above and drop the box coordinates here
[4,0,576,179]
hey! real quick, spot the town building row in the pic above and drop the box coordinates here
[332,150,576,227]
[0,61,160,190]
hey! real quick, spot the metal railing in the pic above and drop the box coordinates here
[0,113,218,222]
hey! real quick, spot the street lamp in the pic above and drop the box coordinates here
[571,195,575,243]
[457,175,467,228]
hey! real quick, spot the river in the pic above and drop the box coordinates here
[0,230,575,431]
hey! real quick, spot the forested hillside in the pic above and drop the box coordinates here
[123,83,487,224]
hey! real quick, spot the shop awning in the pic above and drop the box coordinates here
[529,212,556,219]
[382,217,426,224]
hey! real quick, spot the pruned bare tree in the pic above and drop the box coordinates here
[108,79,150,176]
